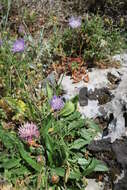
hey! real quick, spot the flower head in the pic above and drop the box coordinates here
[69,16,81,29]
[50,95,64,111]
[12,39,25,53]
[18,122,40,142]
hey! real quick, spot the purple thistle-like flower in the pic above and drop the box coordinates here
[69,16,81,29]
[50,95,64,111]
[18,122,40,142]
[12,39,25,53]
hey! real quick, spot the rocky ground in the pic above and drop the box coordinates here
[57,53,127,190]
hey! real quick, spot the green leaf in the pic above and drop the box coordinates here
[59,101,75,117]
[1,158,21,169]
[70,139,89,150]
[46,83,53,100]
[64,111,81,121]
[93,160,108,172]
[0,153,8,162]
[85,119,101,132]
[45,135,54,153]
[0,127,15,149]
[53,144,67,166]
[42,116,54,136]
[51,167,65,177]
[17,142,41,172]
[83,158,96,176]
[51,167,81,180]
[69,169,81,180]
[68,119,84,131]
[45,135,54,165]
[78,158,90,166]
[83,159,108,176]
[11,166,30,175]
[94,163,108,172]
[79,128,97,142]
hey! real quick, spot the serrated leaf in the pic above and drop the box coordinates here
[59,101,75,117]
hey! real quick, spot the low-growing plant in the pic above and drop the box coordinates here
[1,6,125,189]
[0,84,108,189]
[59,15,124,62]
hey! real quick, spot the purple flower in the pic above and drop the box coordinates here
[12,39,25,53]
[0,40,2,46]
[18,122,40,142]
[69,16,81,29]
[50,95,64,111]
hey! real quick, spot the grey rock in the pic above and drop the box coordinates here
[61,53,127,141]
[88,138,127,169]
[107,72,121,85]
[87,89,97,100]
[88,138,111,152]
[79,87,88,96]
[112,138,127,169]
[113,172,127,190]
[102,127,109,137]
[79,97,88,106]
[97,88,112,105]
[79,87,88,106]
